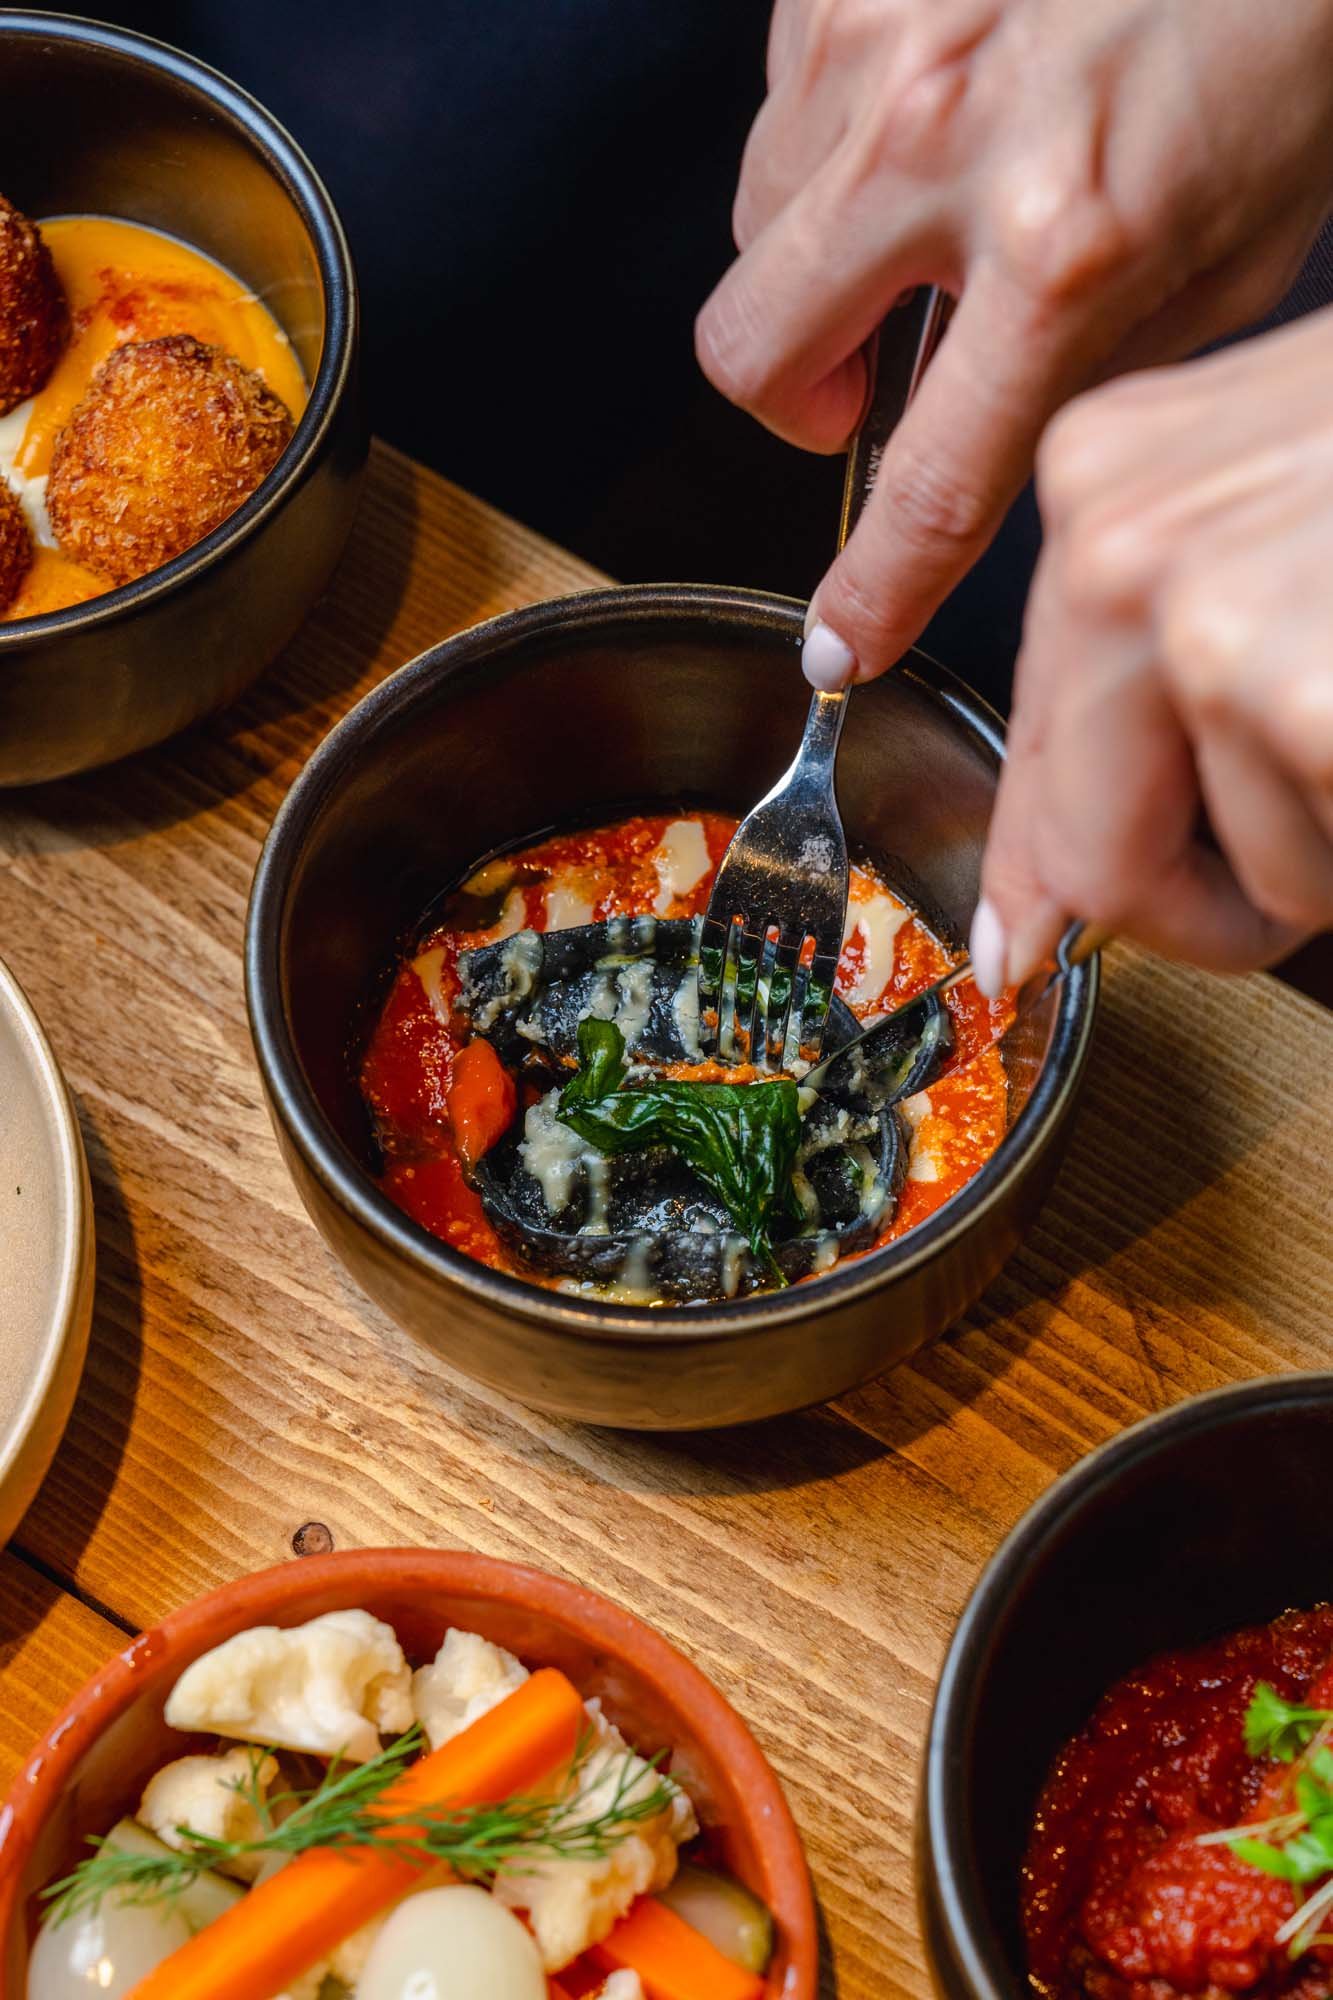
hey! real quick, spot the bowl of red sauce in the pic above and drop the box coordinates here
[920,1372,1333,2000]
[246,584,1097,1427]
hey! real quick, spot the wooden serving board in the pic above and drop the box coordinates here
[2,440,1332,1998]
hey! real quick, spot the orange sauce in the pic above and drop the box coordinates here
[361,815,1015,1297]
[2,215,307,622]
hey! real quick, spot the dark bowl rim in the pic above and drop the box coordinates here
[245,580,1099,1343]
[924,1369,1333,2000]
[0,9,357,645]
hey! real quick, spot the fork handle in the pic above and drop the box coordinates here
[837,287,952,554]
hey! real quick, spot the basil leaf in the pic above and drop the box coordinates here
[560,1017,629,1108]
[557,1019,803,1279]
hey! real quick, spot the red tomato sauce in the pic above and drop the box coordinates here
[359,812,1012,1289]
[1023,1606,1333,1999]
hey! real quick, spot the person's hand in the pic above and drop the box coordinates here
[970,305,1333,993]
[695,0,1333,691]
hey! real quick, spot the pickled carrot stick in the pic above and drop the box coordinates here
[125,1668,584,2000]
[588,1897,766,2000]
[448,1037,517,1164]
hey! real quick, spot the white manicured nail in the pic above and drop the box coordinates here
[969,897,1007,999]
[802,620,857,691]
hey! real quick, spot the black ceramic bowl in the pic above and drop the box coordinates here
[0,13,364,783]
[920,1371,1333,1998]
[246,584,1097,1429]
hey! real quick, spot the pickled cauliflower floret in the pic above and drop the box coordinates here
[411,1629,697,1971]
[138,1745,278,1882]
[326,1912,388,1985]
[275,1972,324,2000]
[412,1627,529,1748]
[270,1914,390,2000]
[494,1701,697,1971]
[164,1610,413,1763]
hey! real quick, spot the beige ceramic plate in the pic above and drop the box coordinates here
[0,954,93,1543]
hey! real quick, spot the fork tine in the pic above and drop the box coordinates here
[796,950,839,1067]
[715,914,746,1063]
[785,949,812,1070]
[751,927,780,1068]
[762,935,800,1071]
[696,913,728,1059]
[726,924,764,1065]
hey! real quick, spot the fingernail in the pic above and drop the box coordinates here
[969,897,1007,999]
[803,598,819,640]
[802,620,857,691]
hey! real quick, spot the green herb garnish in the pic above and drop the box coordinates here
[44,1725,674,1928]
[1199,1683,1333,1957]
[556,1018,802,1280]
[1244,1681,1333,1762]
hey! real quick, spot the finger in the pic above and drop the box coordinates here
[806,264,1127,680]
[1106,840,1304,972]
[974,747,1068,998]
[734,38,864,253]
[732,85,843,254]
[973,551,1093,990]
[1159,484,1333,845]
[1006,587,1295,971]
[1193,719,1333,934]
[1095,199,1329,380]
[1037,626,1300,969]
[1037,296,1333,560]
[696,156,940,452]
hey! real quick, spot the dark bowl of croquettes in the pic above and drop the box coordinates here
[0,14,364,782]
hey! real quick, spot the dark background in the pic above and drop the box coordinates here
[87,0,1037,712]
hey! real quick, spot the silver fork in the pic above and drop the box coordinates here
[697,285,952,1068]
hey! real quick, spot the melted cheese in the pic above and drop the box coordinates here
[545,882,596,930]
[519,1091,588,1218]
[470,927,541,1030]
[613,961,655,1050]
[672,974,702,1060]
[902,1092,945,1183]
[720,1233,749,1299]
[492,888,528,942]
[843,888,909,1010]
[652,819,710,914]
[410,945,452,1026]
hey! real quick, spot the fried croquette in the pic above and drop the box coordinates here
[46,334,295,586]
[0,481,33,612]
[0,195,68,416]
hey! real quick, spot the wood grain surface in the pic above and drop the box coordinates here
[2,439,1332,1997]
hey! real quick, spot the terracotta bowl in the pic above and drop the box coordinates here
[0,1547,817,1997]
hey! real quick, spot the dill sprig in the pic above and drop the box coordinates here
[44,1724,674,1929]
